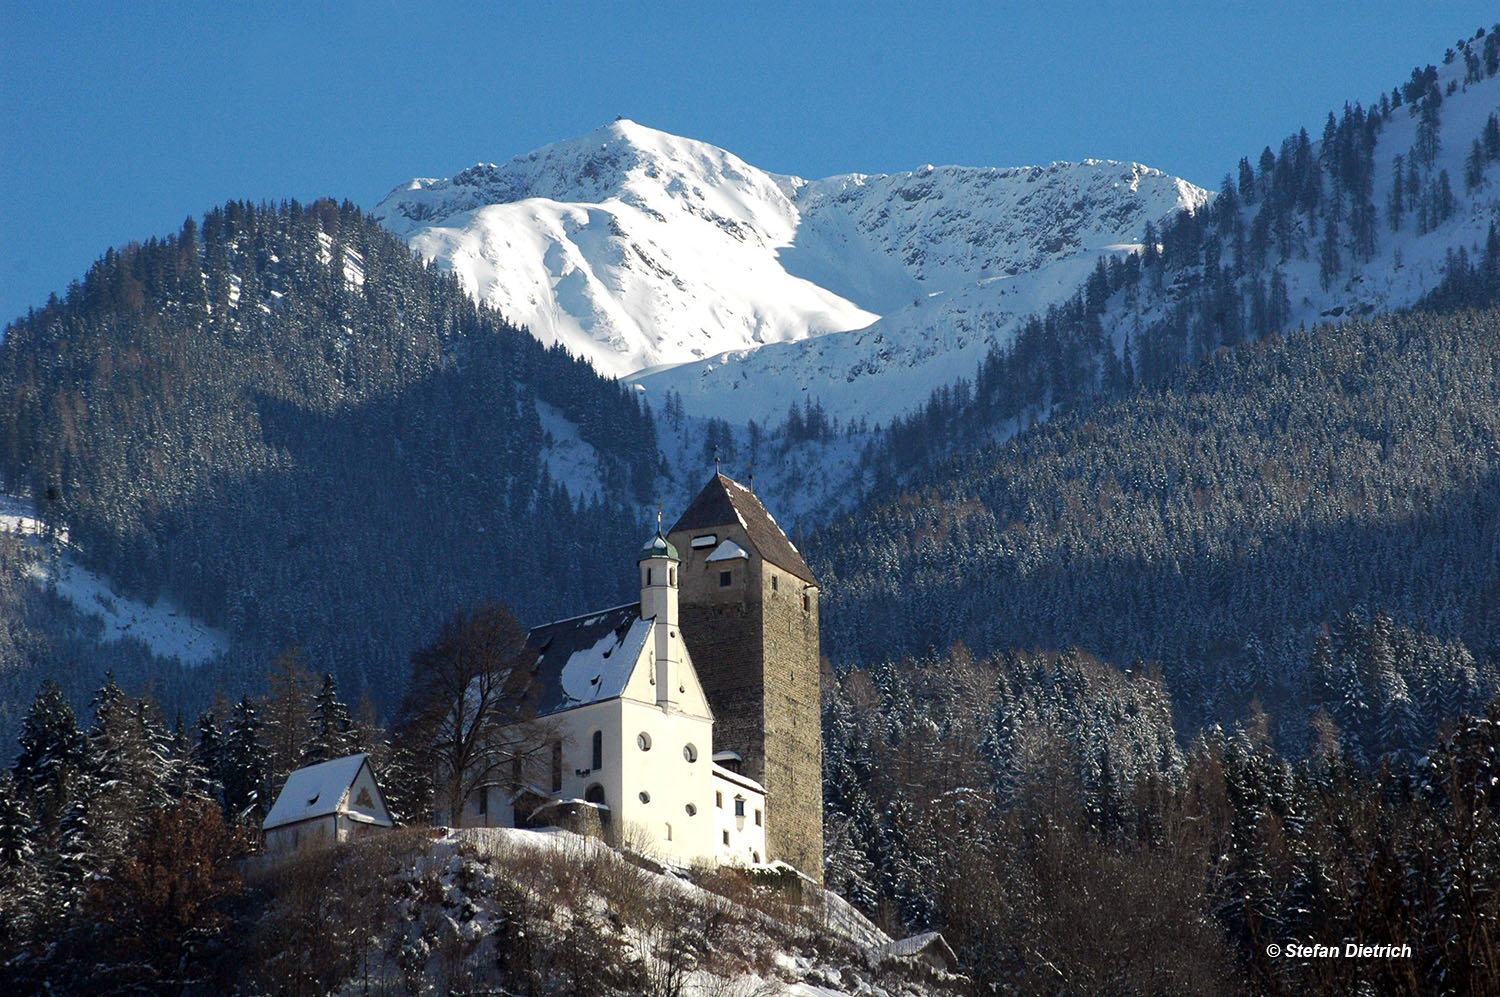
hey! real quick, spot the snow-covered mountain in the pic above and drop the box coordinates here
[375,120,877,379]
[375,121,1206,423]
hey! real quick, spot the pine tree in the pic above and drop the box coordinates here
[1465,139,1487,191]
[0,770,40,947]
[1318,215,1342,291]
[220,697,271,825]
[1388,156,1406,230]
[194,710,227,808]
[303,672,355,765]
[12,681,91,842]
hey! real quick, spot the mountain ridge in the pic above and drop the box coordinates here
[375,119,1207,425]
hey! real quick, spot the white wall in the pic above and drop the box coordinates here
[344,761,391,825]
[263,814,337,854]
[712,767,767,865]
[611,697,714,864]
[458,568,730,866]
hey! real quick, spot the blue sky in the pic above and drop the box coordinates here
[2,2,1495,323]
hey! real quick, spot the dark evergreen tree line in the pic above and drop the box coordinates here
[0,199,659,714]
[814,308,1500,740]
[825,640,1500,994]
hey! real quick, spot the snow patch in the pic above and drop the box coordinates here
[1,495,229,666]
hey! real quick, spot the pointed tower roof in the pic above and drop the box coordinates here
[670,473,817,584]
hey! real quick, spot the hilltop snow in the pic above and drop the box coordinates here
[375,121,1206,424]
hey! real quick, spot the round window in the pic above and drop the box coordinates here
[685,803,697,816]
[639,791,651,804]
[637,732,652,751]
[683,743,698,763]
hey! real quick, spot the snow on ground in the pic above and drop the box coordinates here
[377,120,1204,420]
[535,398,607,502]
[0,494,228,666]
[431,828,949,996]
[377,119,879,379]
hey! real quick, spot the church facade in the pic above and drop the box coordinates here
[463,474,821,879]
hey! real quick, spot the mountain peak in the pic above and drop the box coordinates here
[374,123,1206,386]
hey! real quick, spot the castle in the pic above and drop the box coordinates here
[465,474,823,880]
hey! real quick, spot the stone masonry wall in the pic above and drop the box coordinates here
[670,522,823,883]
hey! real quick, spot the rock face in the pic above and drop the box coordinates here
[375,119,1207,424]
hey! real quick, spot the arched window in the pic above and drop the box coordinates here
[591,730,603,771]
[584,783,606,806]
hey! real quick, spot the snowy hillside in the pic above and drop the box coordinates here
[241,825,965,995]
[0,495,228,666]
[375,122,1205,424]
[375,120,877,379]
[1259,58,1500,326]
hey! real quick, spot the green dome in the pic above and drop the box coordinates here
[638,531,679,562]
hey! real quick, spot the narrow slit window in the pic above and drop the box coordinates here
[591,730,603,771]
[551,741,563,792]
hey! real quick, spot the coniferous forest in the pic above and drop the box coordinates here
[0,199,657,717]
[815,308,1500,751]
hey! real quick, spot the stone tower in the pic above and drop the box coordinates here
[668,473,822,881]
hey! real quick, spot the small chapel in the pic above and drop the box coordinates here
[461,474,823,881]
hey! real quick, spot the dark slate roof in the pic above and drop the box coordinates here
[670,473,817,584]
[525,603,652,716]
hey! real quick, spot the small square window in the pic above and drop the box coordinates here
[754,808,762,826]
[719,570,732,587]
[723,830,730,845]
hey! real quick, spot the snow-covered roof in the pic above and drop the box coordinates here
[705,539,748,563]
[526,603,652,715]
[711,763,766,796]
[711,749,742,763]
[263,753,388,830]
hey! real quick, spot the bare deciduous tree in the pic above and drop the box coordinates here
[397,602,551,825]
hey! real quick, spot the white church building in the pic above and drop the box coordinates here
[465,527,768,867]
